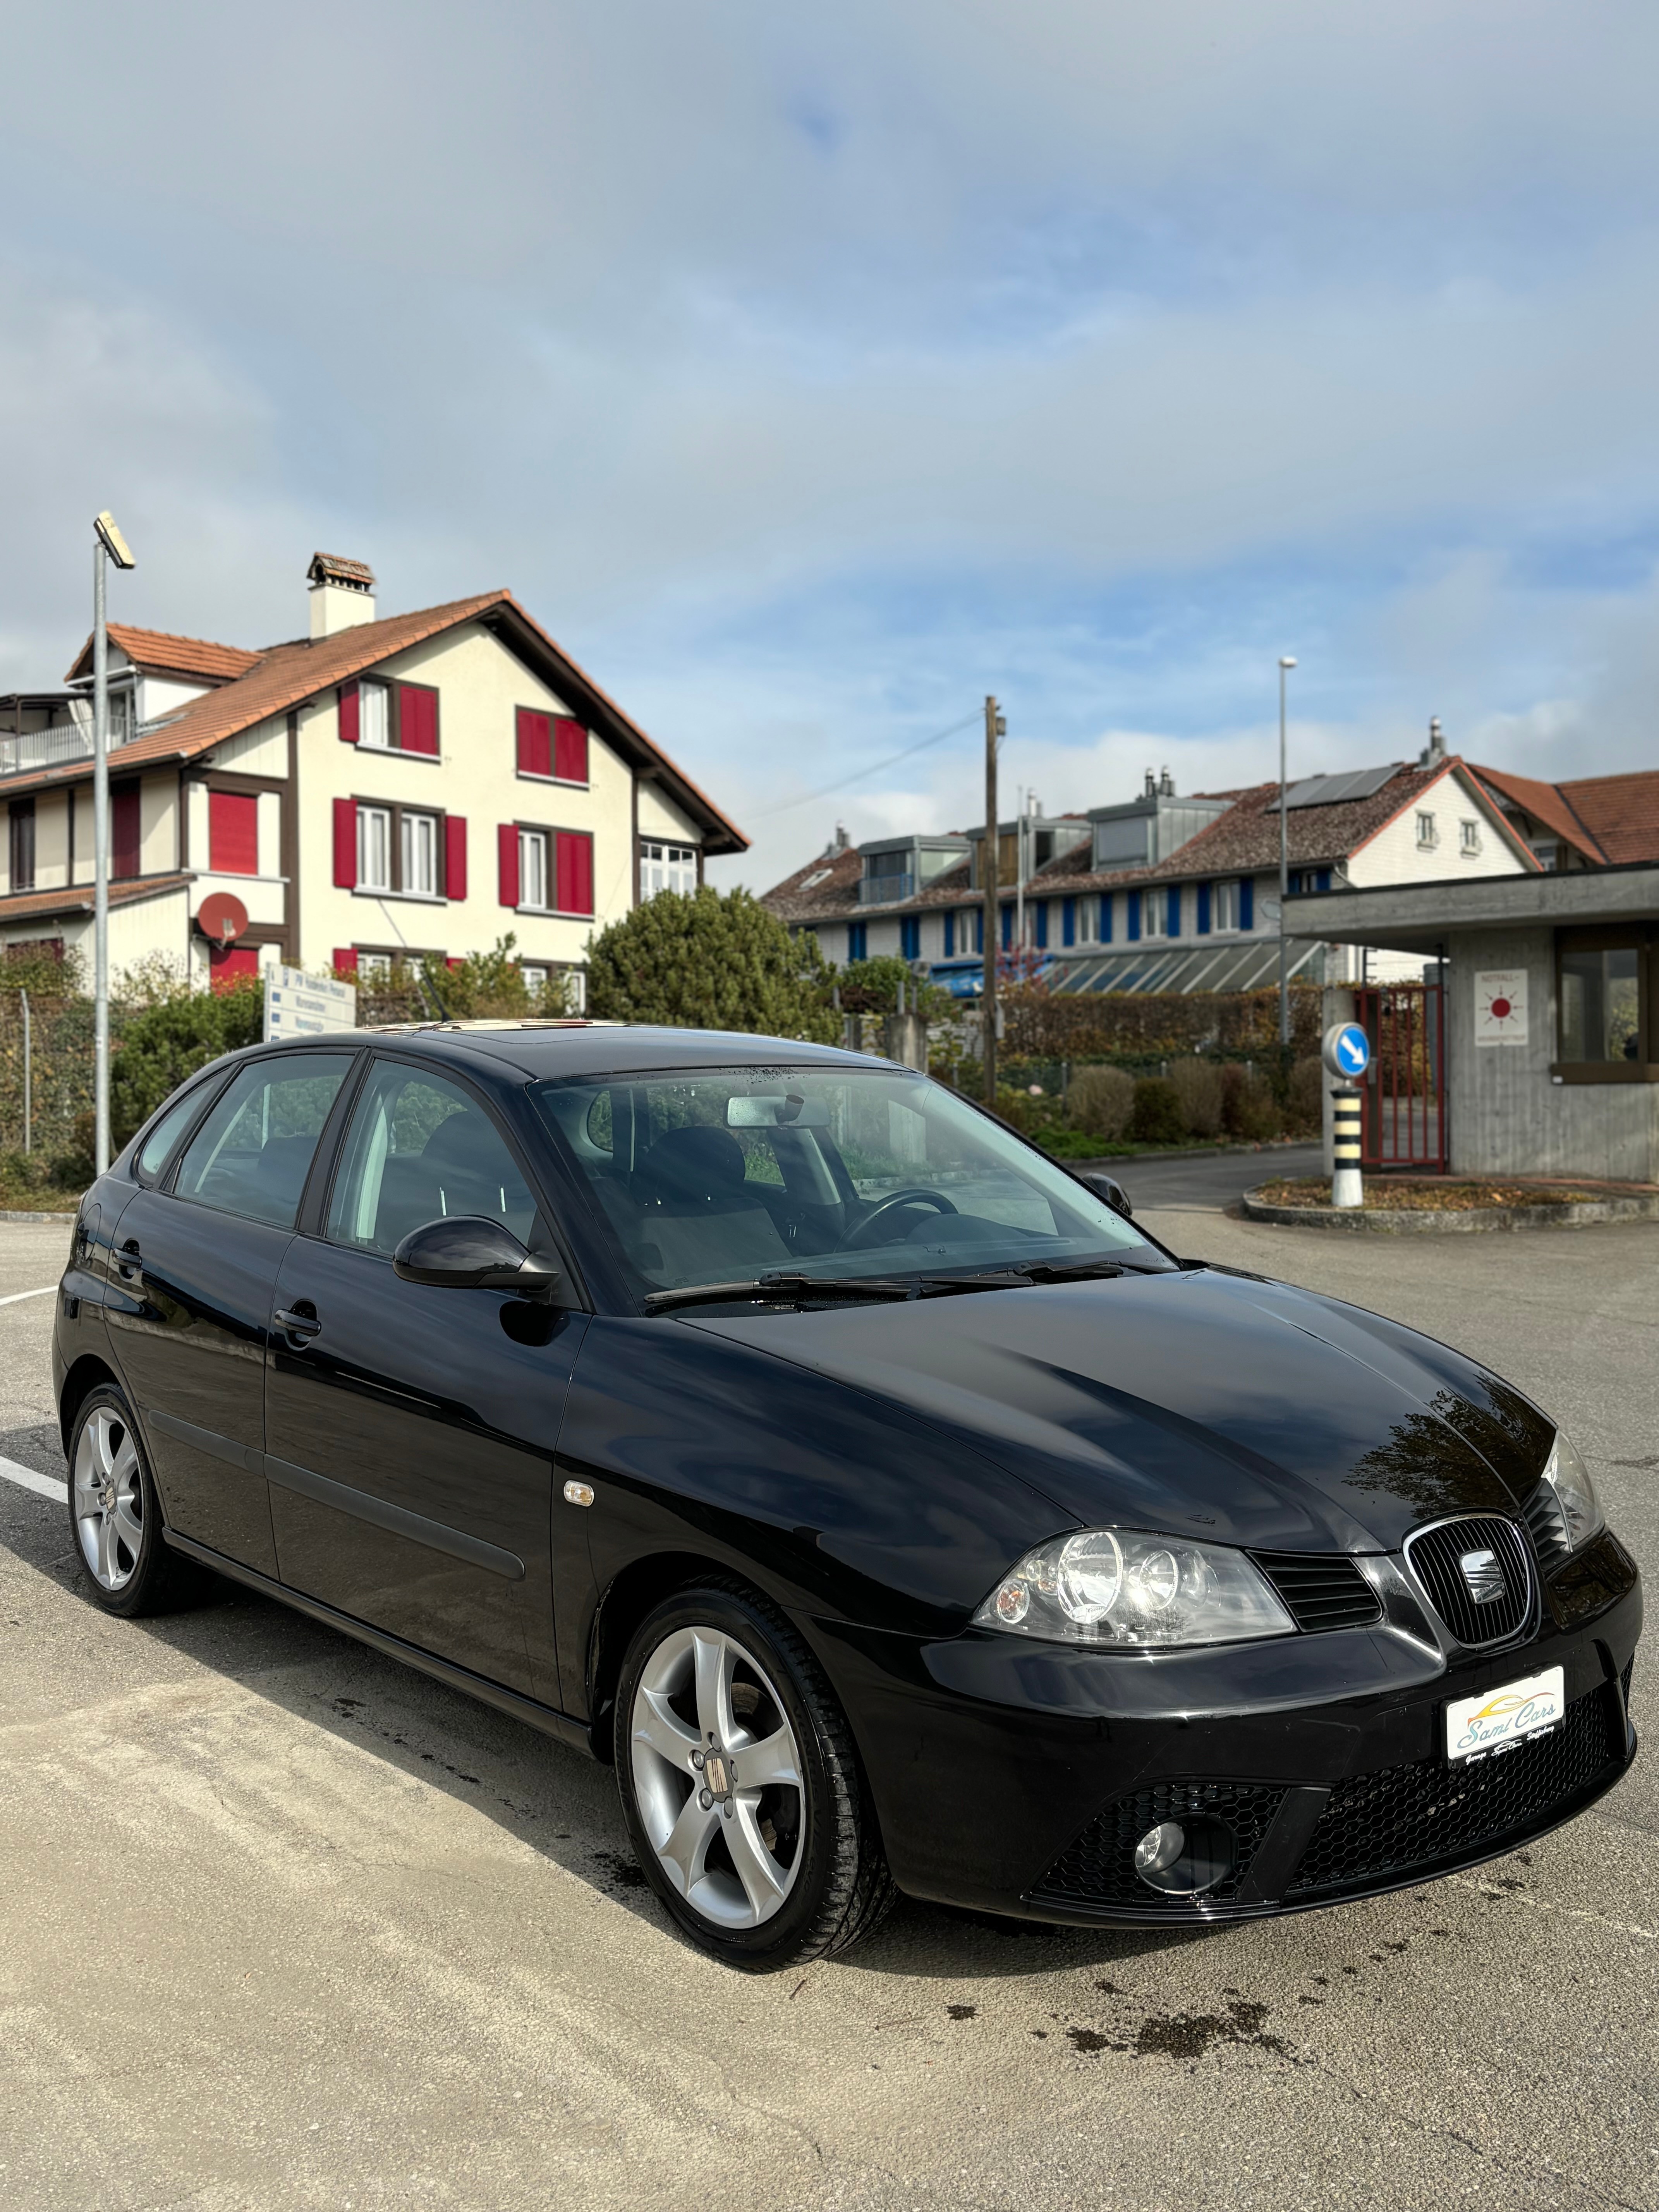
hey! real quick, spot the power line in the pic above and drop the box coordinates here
[747,711,981,819]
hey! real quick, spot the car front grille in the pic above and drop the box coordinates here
[1405,1514,1534,1646]
[1284,1684,1623,1899]
[1029,1780,1288,1914]
[1252,1551,1383,1632]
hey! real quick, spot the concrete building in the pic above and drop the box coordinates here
[0,555,744,998]
[1296,862,1659,1183]
[764,750,1534,996]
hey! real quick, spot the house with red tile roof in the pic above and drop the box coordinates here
[763,743,1535,996]
[0,553,744,999]
[1468,764,1659,873]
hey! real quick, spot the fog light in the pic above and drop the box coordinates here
[1134,1821,1185,1875]
[1132,1814,1236,1897]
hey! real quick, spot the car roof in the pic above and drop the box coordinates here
[251,1022,890,1082]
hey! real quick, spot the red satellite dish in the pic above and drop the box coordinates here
[197,891,249,946]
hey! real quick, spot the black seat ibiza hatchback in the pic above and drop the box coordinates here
[56,1022,1640,1970]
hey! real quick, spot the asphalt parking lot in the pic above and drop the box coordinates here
[2,1185,1656,2212]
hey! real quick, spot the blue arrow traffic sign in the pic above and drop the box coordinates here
[1324,1021,1370,1080]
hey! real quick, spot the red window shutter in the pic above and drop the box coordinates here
[446,956,465,971]
[332,946,358,974]
[555,830,594,915]
[338,682,360,744]
[333,798,357,888]
[498,823,520,907]
[444,815,467,900]
[112,788,141,879]
[208,790,259,876]
[516,708,552,777]
[399,685,439,755]
[553,718,588,783]
[208,944,260,988]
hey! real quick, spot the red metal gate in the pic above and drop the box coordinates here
[1354,983,1446,1173]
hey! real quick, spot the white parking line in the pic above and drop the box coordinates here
[0,1285,57,1307]
[0,1456,68,1505]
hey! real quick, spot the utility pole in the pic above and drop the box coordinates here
[92,512,136,1174]
[982,694,1005,1102]
[1277,655,1297,1056]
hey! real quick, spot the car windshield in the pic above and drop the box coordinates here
[531,1063,1165,1298]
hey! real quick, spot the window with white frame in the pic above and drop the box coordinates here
[520,962,550,991]
[1460,818,1481,857]
[642,841,697,896]
[401,810,439,897]
[357,804,392,891]
[1211,878,1240,931]
[357,951,393,984]
[1141,890,1168,940]
[1417,810,1438,849]
[358,680,392,750]
[519,828,550,909]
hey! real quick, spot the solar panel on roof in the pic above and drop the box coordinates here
[1266,764,1400,811]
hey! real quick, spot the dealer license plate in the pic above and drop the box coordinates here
[1444,1666,1565,1763]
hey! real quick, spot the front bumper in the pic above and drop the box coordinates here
[808,1532,1641,1924]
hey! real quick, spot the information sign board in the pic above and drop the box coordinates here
[264,965,357,1043]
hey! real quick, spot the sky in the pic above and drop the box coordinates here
[5,2,1659,893]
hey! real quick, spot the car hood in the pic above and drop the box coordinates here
[688,1265,1557,1553]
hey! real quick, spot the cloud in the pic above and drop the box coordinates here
[3,2,1659,892]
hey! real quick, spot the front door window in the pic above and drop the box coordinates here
[325,1061,537,1255]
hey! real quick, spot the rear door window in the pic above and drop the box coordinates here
[172,1055,353,1229]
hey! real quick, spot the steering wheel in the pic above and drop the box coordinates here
[836,1187,959,1252]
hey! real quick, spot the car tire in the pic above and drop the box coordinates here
[67,1384,203,1618]
[614,1582,895,1972]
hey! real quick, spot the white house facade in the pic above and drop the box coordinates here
[0,555,744,996]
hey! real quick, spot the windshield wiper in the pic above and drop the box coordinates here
[644,1269,1037,1315]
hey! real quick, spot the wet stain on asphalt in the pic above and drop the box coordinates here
[592,1849,646,1890]
[946,2004,977,2021]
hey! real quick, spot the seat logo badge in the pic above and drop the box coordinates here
[1460,1547,1506,1606]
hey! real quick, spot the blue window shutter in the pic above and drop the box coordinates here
[1062,896,1075,947]
[900,915,919,959]
[1101,892,1112,943]
[1166,886,1180,938]
[1034,901,1049,949]
[1196,882,1211,935]
[1239,878,1254,929]
[1128,890,1141,942]
[943,910,955,958]
[1001,903,1012,950]
[1317,867,1332,893]
[848,922,867,962]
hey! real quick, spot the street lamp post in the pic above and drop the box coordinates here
[92,512,136,1174]
[1277,654,1297,1054]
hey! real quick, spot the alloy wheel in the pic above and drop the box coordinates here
[73,1406,144,1593]
[629,1625,805,1930]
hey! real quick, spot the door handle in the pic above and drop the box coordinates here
[274,1304,322,1342]
[116,1240,142,1281]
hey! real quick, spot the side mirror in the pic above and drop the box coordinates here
[1074,1170,1133,1219]
[393,1215,562,1302]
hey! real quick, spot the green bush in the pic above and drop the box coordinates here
[1065,1064,1136,1141]
[1285,1056,1325,1138]
[587,887,839,1041]
[109,979,264,1148]
[1167,1057,1224,1139]
[1220,1061,1280,1140]
[1128,1076,1186,1145]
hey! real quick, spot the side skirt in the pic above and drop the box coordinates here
[163,1528,596,1760]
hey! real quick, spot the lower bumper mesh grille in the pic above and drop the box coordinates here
[1285,1685,1623,1899]
[1030,1780,1287,1912]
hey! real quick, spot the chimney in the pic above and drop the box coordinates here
[1419,716,1446,768]
[307,552,377,639]
[1143,768,1158,799]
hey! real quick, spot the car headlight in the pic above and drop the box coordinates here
[1538,1431,1604,1553]
[972,1528,1295,1649]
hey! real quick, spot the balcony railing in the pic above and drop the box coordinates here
[0,709,162,778]
[858,871,916,906]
